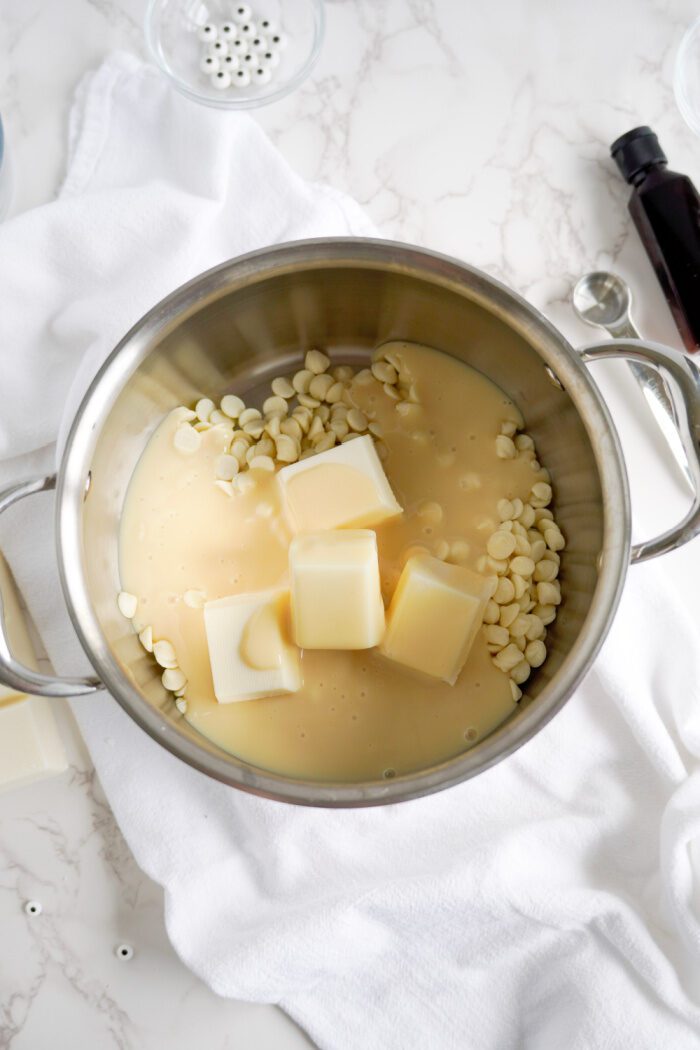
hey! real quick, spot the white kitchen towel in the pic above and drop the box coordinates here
[2,51,700,1050]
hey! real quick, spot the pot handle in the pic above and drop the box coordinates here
[0,474,102,697]
[580,339,700,564]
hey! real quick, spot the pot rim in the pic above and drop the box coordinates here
[56,238,631,806]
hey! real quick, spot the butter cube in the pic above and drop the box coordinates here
[380,555,492,684]
[290,530,385,650]
[204,588,301,703]
[278,435,402,532]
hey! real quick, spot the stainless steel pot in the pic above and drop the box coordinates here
[1,239,699,806]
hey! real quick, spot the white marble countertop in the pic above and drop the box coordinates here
[1,0,700,1046]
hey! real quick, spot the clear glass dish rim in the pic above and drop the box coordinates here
[674,14,700,137]
[144,0,325,110]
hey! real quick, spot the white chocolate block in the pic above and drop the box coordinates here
[204,587,300,703]
[290,530,385,650]
[0,554,68,792]
[380,555,492,684]
[0,552,38,702]
[0,697,68,793]
[277,434,402,532]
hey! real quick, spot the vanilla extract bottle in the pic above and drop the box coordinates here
[611,126,700,353]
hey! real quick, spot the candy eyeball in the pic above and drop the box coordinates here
[197,23,217,42]
[249,34,268,53]
[232,3,252,23]
[239,21,257,38]
[200,54,220,73]
[220,22,237,37]
[258,17,277,34]
[259,49,280,68]
[253,65,272,85]
[222,53,240,71]
[268,31,288,50]
[231,37,248,52]
[210,39,229,56]
[233,67,251,87]
[212,69,232,89]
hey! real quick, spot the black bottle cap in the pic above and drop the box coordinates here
[610,126,667,184]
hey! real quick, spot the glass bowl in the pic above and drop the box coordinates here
[674,15,700,137]
[145,0,324,110]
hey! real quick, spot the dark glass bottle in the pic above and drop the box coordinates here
[611,126,700,353]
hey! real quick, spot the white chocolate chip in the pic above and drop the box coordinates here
[347,408,368,432]
[215,454,239,481]
[249,455,276,472]
[487,532,516,560]
[292,369,313,394]
[195,398,215,422]
[513,534,531,556]
[497,499,514,521]
[220,394,245,419]
[173,423,202,454]
[309,373,335,401]
[544,528,566,551]
[314,432,336,453]
[510,680,522,701]
[332,365,354,382]
[371,361,398,385]
[209,410,231,427]
[353,368,374,386]
[493,577,515,605]
[138,625,153,651]
[305,349,330,374]
[275,434,299,463]
[263,395,288,417]
[510,660,531,685]
[297,393,321,409]
[484,624,510,647]
[537,581,561,606]
[531,481,552,504]
[493,643,523,673]
[510,555,535,577]
[271,377,295,399]
[153,639,178,669]
[525,640,546,667]
[117,591,138,619]
[534,559,558,582]
[265,415,282,439]
[162,667,186,692]
[238,407,262,427]
[495,435,517,459]
[329,418,349,439]
[280,417,303,442]
[499,603,520,629]
[215,480,234,497]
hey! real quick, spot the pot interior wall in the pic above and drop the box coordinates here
[81,262,604,779]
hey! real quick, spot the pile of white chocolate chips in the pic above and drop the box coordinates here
[118,345,564,716]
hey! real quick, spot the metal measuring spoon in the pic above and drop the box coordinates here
[572,271,693,492]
